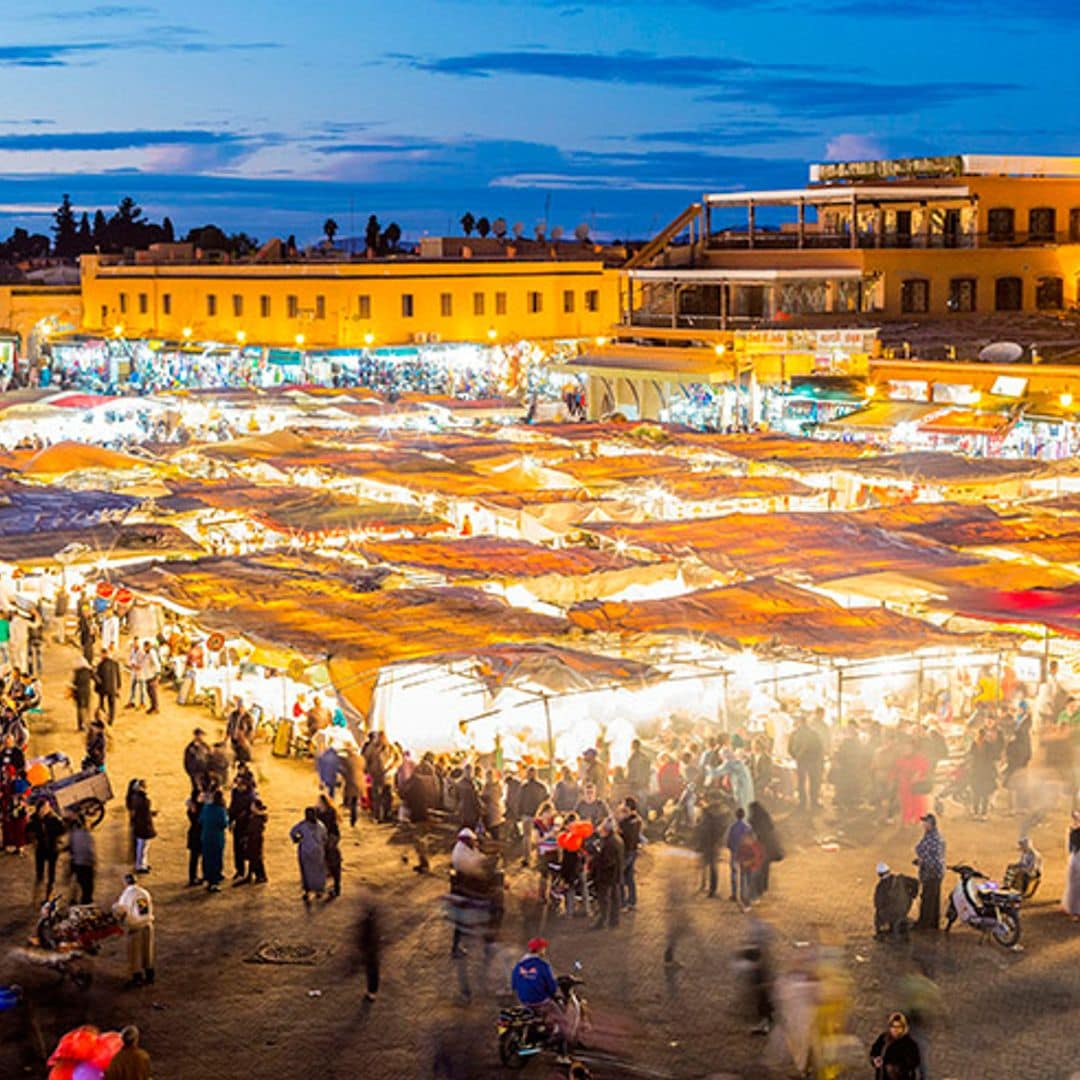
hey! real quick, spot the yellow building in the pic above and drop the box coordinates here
[79,252,619,349]
[625,154,1080,325]
[0,284,81,356]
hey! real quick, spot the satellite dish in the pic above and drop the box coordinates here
[978,341,1024,364]
[551,225,564,242]
[512,221,524,239]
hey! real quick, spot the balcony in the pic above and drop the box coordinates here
[705,230,976,250]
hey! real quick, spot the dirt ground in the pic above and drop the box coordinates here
[1,636,1079,1079]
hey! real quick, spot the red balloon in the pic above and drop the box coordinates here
[95,582,115,600]
[48,1063,76,1080]
[569,820,594,839]
[89,1031,123,1070]
[114,589,133,607]
[68,1027,99,1062]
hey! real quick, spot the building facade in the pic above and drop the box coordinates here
[79,253,619,349]
[624,155,1080,328]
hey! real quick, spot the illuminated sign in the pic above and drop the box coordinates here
[811,156,965,182]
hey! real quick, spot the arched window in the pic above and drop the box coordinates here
[995,277,1023,312]
[1028,207,1056,242]
[1035,277,1064,310]
[900,278,929,313]
[987,207,1015,242]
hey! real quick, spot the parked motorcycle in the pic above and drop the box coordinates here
[497,965,587,1069]
[943,864,1021,948]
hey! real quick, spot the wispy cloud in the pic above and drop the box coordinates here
[0,129,252,152]
[38,4,157,18]
[395,49,814,88]
[0,35,277,68]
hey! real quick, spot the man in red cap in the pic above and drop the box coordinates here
[511,938,571,1064]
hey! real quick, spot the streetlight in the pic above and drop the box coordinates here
[595,336,608,347]
[235,330,247,344]
[714,343,726,356]
[295,333,305,347]
[363,331,375,346]
[1061,392,1073,409]
[182,326,193,340]
[487,328,497,341]
[112,323,124,337]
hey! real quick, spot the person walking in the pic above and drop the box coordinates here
[125,641,146,711]
[788,715,825,811]
[199,789,228,893]
[95,647,122,727]
[696,793,728,898]
[128,780,156,874]
[518,766,548,868]
[71,656,95,732]
[290,806,328,902]
[228,773,254,882]
[590,817,624,929]
[142,641,161,715]
[725,806,753,907]
[183,728,210,795]
[112,873,155,988]
[747,801,783,897]
[914,813,946,931]
[316,794,342,898]
[104,1025,151,1080]
[618,797,644,910]
[1064,809,1080,921]
[626,739,652,811]
[184,795,203,888]
[77,606,95,664]
[28,801,65,902]
[83,719,107,770]
[245,798,269,884]
[68,814,96,904]
[969,729,998,819]
[869,1012,921,1080]
[354,895,381,1002]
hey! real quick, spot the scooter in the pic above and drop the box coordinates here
[943,864,1022,948]
[497,965,587,1069]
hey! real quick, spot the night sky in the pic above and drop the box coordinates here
[0,0,1076,243]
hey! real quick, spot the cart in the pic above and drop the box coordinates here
[9,900,122,992]
[28,753,113,828]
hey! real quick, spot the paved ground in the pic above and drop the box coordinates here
[1,637,1078,1079]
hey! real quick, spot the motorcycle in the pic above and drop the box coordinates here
[497,965,587,1069]
[944,864,1022,948]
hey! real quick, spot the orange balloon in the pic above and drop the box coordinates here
[27,763,50,787]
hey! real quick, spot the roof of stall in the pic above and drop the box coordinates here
[935,584,1080,638]
[568,578,966,659]
[0,481,136,535]
[11,441,158,478]
[357,536,651,580]
[627,473,816,503]
[0,522,201,564]
[157,481,448,534]
[584,512,977,582]
[117,556,568,714]
[838,451,1056,484]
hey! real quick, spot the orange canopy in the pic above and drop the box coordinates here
[16,441,155,477]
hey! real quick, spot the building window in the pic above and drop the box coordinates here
[260,295,271,318]
[401,293,414,318]
[900,279,929,314]
[495,291,507,315]
[1029,207,1056,242]
[440,292,453,317]
[987,207,1015,242]
[1036,276,1064,310]
[473,292,485,316]
[585,289,600,312]
[527,291,543,314]
[287,294,299,319]
[231,294,243,317]
[358,294,371,319]
[207,294,217,317]
[100,304,108,324]
[162,293,171,315]
[563,290,575,314]
[315,295,326,320]
[118,293,128,314]
[138,292,148,315]
[1070,208,1080,242]
[948,278,976,312]
[995,277,1023,311]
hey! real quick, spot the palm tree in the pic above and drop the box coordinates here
[460,212,476,236]
[323,218,339,246]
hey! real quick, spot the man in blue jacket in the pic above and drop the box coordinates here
[511,938,570,1064]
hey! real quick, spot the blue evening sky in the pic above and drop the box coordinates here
[0,0,1075,243]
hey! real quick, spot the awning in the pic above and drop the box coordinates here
[917,409,1016,438]
[826,400,943,429]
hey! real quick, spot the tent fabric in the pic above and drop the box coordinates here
[0,523,201,564]
[584,512,977,583]
[0,482,135,535]
[916,410,1016,437]
[15,441,155,478]
[825,401,943,430]
[568,578,964,659]
[625,473,815,504]
[119,556,568,716]
[846,451,1052,484]
[937,585,1080,639]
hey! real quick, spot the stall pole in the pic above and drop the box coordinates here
[836,668,844,727]
[995,650,1003,703]
[543,694,555,785]
[722,671,731,732]
[917,658,925,719]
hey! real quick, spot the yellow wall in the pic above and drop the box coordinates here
[80,256,620,348]
[0,286,81,355]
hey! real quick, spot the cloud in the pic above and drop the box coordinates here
[0,35,277,68]
[396,49,813,88]
[0,43,110,67]
[702,76,1016,118]
[0,129,254,152]
[629,122,807,146]
[824,133,885,160]
[38,4,157,18]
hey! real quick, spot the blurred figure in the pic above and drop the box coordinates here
[1064,810,1080,921]
[353,892,381,1002]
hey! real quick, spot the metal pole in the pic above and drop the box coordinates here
[543,694,555,785]
[995,651,1003,703]
[917,657,925,719]
[836,668,844,726]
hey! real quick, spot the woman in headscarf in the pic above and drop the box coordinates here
[290,806,328,902]
[199,789,228,893]
[1064,809,1080,921]
[316,794,342,899]
[869,1012,921,1080]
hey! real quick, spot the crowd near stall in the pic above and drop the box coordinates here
[0,403,1078,1079]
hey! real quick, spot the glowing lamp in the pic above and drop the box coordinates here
[295,333,306,347]
[181,326,193,339]
[363,331,375,346]
[714,343,726,356]
[487,328,497,341]
[595,336,608,347]
[1061,392,1073,408]
[112,324,124,337]
[235,330,247,344]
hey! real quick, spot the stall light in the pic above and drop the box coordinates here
[295,333,306,347]
[487,328,497,341]
[867,384,878,398]
[182,326,193,339]
[1061,392,1074,409]
[235,330,247,344]
[614,538,628,555]
[595,336,608,347]
[714,343,726,357]
[112,324,124,337]
[363,331,375,346]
